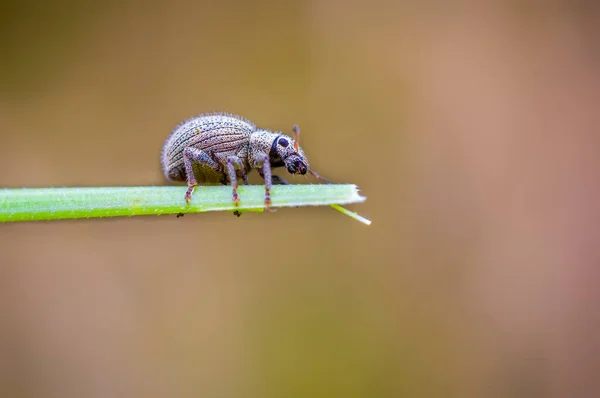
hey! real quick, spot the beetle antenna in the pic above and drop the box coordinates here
[292,124,335,183]
[292,124,300,154]
[309,169,334,184]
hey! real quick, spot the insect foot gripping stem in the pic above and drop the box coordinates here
[184,184,196,204]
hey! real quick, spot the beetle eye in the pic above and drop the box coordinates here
[278,138,289,147]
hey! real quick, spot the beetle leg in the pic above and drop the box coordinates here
[271,175,289,185]
[226,156,245,206]
[183,147,221,203]
[254,153,272,208]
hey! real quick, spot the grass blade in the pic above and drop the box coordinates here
[0,184,368,223]
[328,204,372,226]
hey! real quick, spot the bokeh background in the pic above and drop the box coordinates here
[1,1,600,397]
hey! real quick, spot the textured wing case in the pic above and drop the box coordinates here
[162,113,255,181]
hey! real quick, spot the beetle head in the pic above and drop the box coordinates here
[253,124,332,182]
[269,130,308,175]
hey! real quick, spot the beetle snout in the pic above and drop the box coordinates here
[286,158,307,175]
[296,160,307,175]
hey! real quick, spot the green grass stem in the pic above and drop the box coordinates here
[0,185,369,224]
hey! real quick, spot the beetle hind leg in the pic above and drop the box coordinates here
[182,147,221,203]
[226,156,246,206]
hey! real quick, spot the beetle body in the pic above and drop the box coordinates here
[161,112,309,206]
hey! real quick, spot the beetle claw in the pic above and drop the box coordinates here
[185,185,196,203]
[264,189,273,210]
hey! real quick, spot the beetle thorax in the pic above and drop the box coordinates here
[248,130,279,167]
[249,130,309,175]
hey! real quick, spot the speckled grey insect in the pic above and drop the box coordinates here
[161,113,328,207]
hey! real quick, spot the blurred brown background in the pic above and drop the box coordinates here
[1,1,600,397]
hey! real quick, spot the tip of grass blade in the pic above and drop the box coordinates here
[328,204,372,225]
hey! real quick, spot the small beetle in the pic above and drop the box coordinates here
[161,112,329,207]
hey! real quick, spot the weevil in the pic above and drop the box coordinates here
[161,113,330,207]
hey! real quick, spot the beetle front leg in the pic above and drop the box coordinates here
[183,147,221,203]
[271,175,289,185]
[226,156,245,206]
[254,153,272,208]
